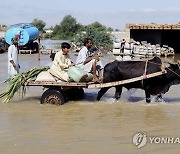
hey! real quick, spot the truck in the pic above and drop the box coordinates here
[5,23,39,53]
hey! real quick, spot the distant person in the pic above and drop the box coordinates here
[50,53,55,61]
[8,37,20,78]
[0,45,4,53]
[76,38,103,82]
[120,38,126,53]
[48,42,75,81]
[47,53,56,67]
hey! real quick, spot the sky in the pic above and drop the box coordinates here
[1,0,180,30]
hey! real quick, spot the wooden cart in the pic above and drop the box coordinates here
[27,71,166,105]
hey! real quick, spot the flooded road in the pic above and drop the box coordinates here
[0,52,180,154]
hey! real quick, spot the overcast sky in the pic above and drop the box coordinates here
[1,0,180,30]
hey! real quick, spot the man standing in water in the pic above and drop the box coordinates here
[8,37,20,78]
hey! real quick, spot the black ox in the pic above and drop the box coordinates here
[97,57,180,103]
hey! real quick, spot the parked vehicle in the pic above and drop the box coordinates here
[0,38,8,53]
[5,23,39,53]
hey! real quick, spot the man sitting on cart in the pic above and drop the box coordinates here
[48,42,74,82]
[76,38,103,82]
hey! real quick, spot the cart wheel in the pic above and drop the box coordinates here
[41,89,65,105]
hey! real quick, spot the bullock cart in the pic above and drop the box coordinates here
[27,70,166,105]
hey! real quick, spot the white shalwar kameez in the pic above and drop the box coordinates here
[8,44,19,78]
[48,50,72,82]
[76,46,103,73]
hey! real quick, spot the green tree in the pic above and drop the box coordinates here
[0,24,7,27]
[51,25,61,39]
[107,27,113,32]
[52,15,84,40]
[85,22,113,47]
[32,18,46,32]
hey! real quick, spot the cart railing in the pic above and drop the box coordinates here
[88,71,166,88]
[27,70,167,89]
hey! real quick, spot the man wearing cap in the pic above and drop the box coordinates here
[8,37,20,78]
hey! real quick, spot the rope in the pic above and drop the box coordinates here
[147,61,162,66]
[166,67,180,78]
[177,62,180,69]
[148,60,180,78]
[141,60,148,87]
[143,60,148,78]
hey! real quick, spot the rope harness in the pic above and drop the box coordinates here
[177,62,180,69]
[141,60,180,89]
[141,60,167,87]
[143,60,148,79]
[141,60,148,87]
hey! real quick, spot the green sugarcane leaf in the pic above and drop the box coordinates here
[0,66,49,103]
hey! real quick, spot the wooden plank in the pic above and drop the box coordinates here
[27,71,167,89]
[87,71,166,89]
[27,81,89,87]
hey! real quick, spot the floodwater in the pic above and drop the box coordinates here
[0,51,180,154]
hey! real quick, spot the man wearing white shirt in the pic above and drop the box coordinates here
[8,37,20,78]
[48,42,74,81]
[76,38,103,82]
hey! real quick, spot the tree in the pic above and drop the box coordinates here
[84,22,113,47]
[115,29,120,32]
[0,24,7,27]
[50,15,112,49]
[51,24,61,39]
[107,27,113,32]
[32,18,46,32]
[52,15,84,40]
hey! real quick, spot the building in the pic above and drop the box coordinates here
[125,23,180,53]
[0,26,7,38]
[45,29,53,34]
[0,31,5,38]
[111,31,127,41]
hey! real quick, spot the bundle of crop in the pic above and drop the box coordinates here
[0,67,49,103]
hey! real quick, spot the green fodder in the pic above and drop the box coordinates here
[0,67,49,103]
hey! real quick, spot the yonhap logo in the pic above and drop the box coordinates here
[132,132,147,148]
[149,136,180,144]
[133,132,180,148]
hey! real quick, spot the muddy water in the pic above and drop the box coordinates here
[0,53,180,154]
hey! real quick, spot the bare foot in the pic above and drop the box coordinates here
[92,78,99,83]
[98,76,103,83]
